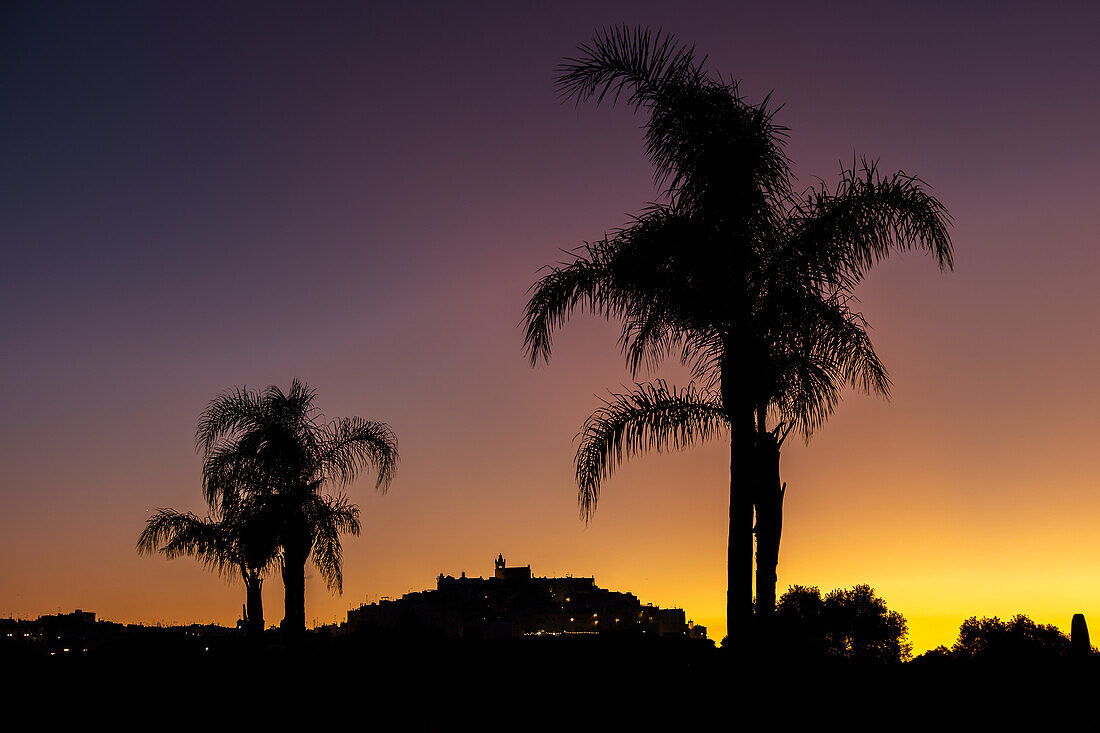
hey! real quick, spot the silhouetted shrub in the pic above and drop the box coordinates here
[775,584,911,662]
[910,645,952,664]
[951,615,1070,661]
[774,584,825,657]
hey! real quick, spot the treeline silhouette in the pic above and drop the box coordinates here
[10,593,1092,666]
[767,586,1096,664]
[914,614,1098,664]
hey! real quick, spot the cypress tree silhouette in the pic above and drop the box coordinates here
[1071,614,1091,658]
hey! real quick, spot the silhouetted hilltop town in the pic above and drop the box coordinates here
[344,555,707,640]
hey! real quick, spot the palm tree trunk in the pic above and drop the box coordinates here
[281,543,308,642]
[754,434,783,619]
[726,403,756,646]
[245,575,264,646]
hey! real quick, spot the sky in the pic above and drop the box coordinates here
[2,1,1098,653]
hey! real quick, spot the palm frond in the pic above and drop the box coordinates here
[320,417,399,491]
[137,509,237,578]
[308,494,361,594]
[522,242,632,365]
[576,381,727,520]
[195,386,266,456]
[758,283,891,436]
[644,78,792,213]
[788,158,953,286]
[557,25,792,212]
[556,26,700,110]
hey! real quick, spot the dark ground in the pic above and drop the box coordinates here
[5,634,1097,730]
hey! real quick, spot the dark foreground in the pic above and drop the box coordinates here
[5,633,1098,730]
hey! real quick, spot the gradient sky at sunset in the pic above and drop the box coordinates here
[3,1,1099,653]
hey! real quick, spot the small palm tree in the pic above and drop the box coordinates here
[525,27,952,641]
[195,379,397,639]
[137,499,279,642]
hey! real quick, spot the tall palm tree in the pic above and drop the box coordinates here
[524,27,952,641]
[137,499,280,642]
[195,379,397,639]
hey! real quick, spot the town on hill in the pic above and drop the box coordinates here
[343,554,708,640]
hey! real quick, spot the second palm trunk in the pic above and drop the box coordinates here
[727,405,756,644]
[754,434,784,619]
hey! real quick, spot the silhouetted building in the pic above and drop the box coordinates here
[37,609,96,625]
[0,609,107,656]
[345,555,703,640]
[0,609,250,658]
[494,553,531,582]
